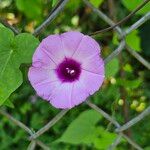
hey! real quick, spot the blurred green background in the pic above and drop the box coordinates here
[0,0,150,149]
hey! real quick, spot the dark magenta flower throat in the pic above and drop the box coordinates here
[56,58,81,82]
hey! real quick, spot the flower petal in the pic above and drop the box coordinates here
[61,31,84,57]
[28,67,58,85]
[50,80,91,109]
[50,83,74,109]
[72,35,101,62]
[80,70,104,95]
[37,81,61,100]
[28,67,61,100]
[82,55,104,75]
[40,34,65,64]
[28,31,105,109]
[32,44,57,69]
[71,81,89,106]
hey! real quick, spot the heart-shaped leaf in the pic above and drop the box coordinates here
[0,27,39,105]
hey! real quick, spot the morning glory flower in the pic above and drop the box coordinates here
[28,31,104,109]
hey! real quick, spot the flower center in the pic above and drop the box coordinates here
[56,58,81,82]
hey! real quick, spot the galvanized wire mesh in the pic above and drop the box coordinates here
[0,0,150,150]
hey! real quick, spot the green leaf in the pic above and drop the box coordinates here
[93,84,120,105]
[89,0,104,8]
[31,113,43,129]
[94,127,117,149]
[117,78,142,89]
[126,30,141,52]
[122,0,150,15]
[105,58,119,78]
[123,63,133,73]
[55,109,102,145]
[112,32,119,45]
[16,0,43,20]
[66,0,81,14]
[3,99,14,108]
[0,23,5,28]
[113,30,141,52]
[0,27,39,105]
[20,103,31,114]
[52,0,58,7]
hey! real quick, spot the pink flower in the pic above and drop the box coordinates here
[28,31,104,109]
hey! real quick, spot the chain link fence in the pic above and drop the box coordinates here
[0,0,150,149]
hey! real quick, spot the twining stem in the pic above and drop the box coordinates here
[108,0,117,22]
[123,12,150,37]
[84,0,150,71]
[88,0,150,35]
[107,0,132,144]
[119,55,132,138]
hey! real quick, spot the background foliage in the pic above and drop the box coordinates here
[0,0,150,149]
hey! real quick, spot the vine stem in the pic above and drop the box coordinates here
[83,0,122,34]
[123,12,150,37]
[84,0,150,71]
[87,0,150,35]
[0,1,150,150]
